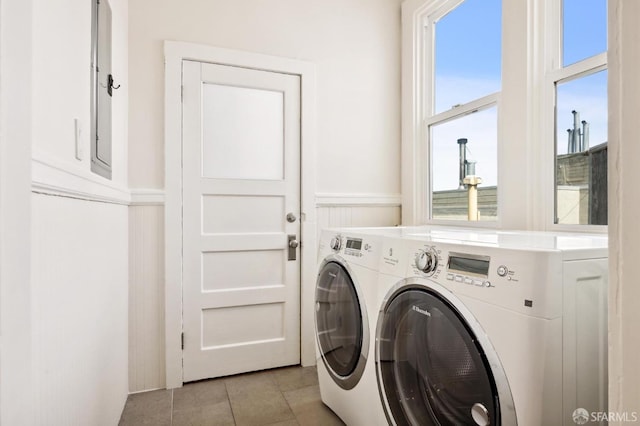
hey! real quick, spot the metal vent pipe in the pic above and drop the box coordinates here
[457,138,467,189]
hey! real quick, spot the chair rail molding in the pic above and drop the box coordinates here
[130,189,165,206]
[32,152,130,205]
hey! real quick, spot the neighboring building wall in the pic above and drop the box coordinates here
[556,143,608,225]
[432,186,497,221]
[128,0,402,392]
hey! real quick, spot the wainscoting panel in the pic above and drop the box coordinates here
[316,204,401,239]
[32,193,128,425]
[129,205,166,392]
[315,192,401,232]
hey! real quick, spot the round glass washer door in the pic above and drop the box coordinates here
[376,278,516,426]
[315,257,369,390]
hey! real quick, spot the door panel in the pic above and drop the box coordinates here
[202,83,284,180]
[202,250,283,291]
[182,60,301,382]
[202,195,285,234]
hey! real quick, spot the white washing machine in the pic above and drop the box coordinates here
[315,228,391,426]
[375,228,608,426]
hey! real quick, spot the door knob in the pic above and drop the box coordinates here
[286,212,297,223]
[287,235,299,261]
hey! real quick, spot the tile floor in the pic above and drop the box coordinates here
[118,365,345,426]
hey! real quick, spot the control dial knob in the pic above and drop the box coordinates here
[415,248,438,275]
[329,235,342,251]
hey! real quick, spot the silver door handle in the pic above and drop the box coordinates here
[286,212,297,223]
[288,235,298,261]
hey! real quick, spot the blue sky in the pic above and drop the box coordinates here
[434,0,501,113]
[563,0,607,66]
[431,0,607,191]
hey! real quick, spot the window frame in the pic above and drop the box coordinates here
[402,0,607,232]
[402,0,502,227]
[427,95,500,224]
[540,0,608,232]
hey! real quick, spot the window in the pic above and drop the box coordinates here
[402,0,608,230]
[553,0,607,225]
[91,0,114,179]
[426,0,501,222]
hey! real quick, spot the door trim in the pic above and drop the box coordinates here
[164,41,317,388]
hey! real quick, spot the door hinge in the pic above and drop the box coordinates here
[181,332,184,350]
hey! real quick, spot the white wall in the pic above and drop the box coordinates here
[128,0,402,391]
[0,0,130,423]
[32,0,128,187]
[0,0,36,423]
[129,0,401,193]
[608,0,640,419]
[30,0,131,419]
[31,194,128,426]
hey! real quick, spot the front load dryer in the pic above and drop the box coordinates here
[315,228,388,426]
[375,229,608,426]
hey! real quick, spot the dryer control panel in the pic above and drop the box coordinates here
[344,237,364,257]
[327,233,380,270]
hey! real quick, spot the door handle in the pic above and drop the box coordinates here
[286,212,297,223]
[288,235,298,261]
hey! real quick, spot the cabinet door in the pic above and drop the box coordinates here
[563,258,608,425]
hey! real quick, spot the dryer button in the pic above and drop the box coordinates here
[454,275,464,283]
[473,280,484,287]
[446,273,454,281]
[464,278,473,285]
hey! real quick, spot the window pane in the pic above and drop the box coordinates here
[202,83,284,180]
[562,0,607,66]
[555,70,607,225]
[431,107,498,221]
[434,0,501,114]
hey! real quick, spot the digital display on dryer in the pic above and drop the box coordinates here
[346,238,362,250]
[448,252,490,277]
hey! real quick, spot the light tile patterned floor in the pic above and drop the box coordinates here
[119,366,345,426]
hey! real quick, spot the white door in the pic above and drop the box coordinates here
[182,60,301,382]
